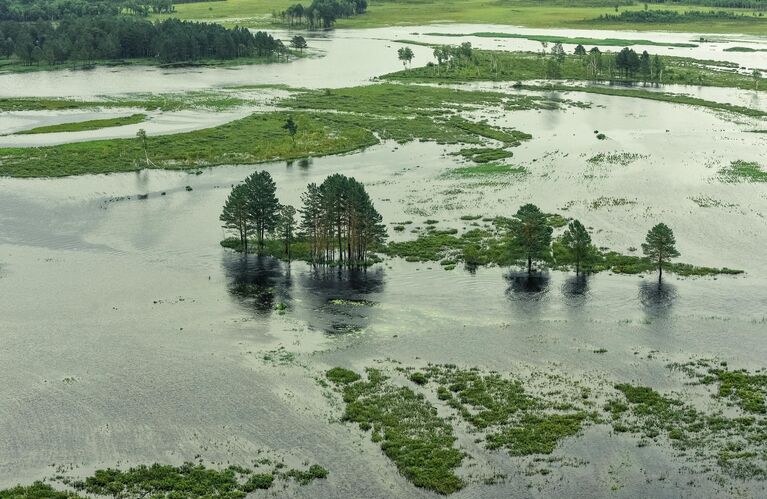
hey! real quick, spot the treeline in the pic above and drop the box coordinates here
[541,43,664,81]
[643,0,766,10]
[579,46,664,80]
[221,171,386,266]
[0,17,283,65]
[0,0,152,21]
[1,0,122,21]
[426,42,666,83]
[595,9,760,23]
[0,0,226,21]
[279,0,368,29]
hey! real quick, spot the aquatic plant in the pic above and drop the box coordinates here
[327,368,465,494]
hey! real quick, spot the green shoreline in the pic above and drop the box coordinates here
[14,114,148,135]
[423,31,699,48]
[0,51,306,75]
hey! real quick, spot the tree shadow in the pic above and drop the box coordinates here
[561,274,591,308]
[223,253,293,315]
[297,265,386,335]
[638,279,678,317]
[505,271,551,315]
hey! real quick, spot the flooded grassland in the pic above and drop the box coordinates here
[1,24,767,498]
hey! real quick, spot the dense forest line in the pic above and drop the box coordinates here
[643,0,766,9]
[596,9,763,23]
[0,0,223,21]
[279,0,368,28]
[0,16,283,65]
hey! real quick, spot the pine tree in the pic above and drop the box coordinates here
[561,219,593,275]
[244,171,280,251]
[509,204,552,274]
[642,223,680,285]
[220,184,251,252]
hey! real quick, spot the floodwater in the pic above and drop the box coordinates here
[0,24,764,98]
[1,24,767,498]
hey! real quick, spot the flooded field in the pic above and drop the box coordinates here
[1,23,766,498]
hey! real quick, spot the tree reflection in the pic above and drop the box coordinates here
[505,271,551,315]
[223,254,292,315]
[297,265,385,335]
[561,274,591,308]
[638,279,677,317]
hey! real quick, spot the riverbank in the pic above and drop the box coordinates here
[0,52,305,76]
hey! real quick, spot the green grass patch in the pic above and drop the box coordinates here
[327,367,465,494]
[160,0,767,35]
[326,367,362,385]
[606,374,767,480]
[1,84,541,177]
[451,147,515,163]
[446,164,528,177]
[724,46,767,52]
[0,89,274,113]
[384,218,742,276]
[0,112,377,177]
[0,483,83,498]
[411,365,594,456]
[719,160,767,182]
[384,50,765,95]
[425,31,698,48]
[15,114,147,135]
[0,461,329,498]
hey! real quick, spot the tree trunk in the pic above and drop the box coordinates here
[658,257,663,285]
[527,255,532,274]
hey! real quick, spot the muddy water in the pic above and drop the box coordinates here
[1,25,767,498]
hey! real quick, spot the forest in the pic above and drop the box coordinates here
[595,9,762,23]
[0,16,282,65]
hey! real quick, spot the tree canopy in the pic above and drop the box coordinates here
[560,219,593,275]
[300,174,386,265]
[642,223,680,284]
[509,204,553,274]
[0,16,283,65]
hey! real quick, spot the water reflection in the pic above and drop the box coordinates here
[561,274,591,307]
[223,254,386,334]
[638,280,678,317]
[298,265,386,335]
[223,253,292,315]
[505,271,551,315]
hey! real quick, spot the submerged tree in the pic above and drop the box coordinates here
[300,174,385,265]
[220,184,251,253]
[509,204,552,274]
[642,223,680,285]
[397,46,414,68]
[290,35,308,52]
[276,204,297,260]
[561,219,592,275]
[244,170,280,251]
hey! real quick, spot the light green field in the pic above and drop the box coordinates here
[154,0,767,35]
[15,114,147,135]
